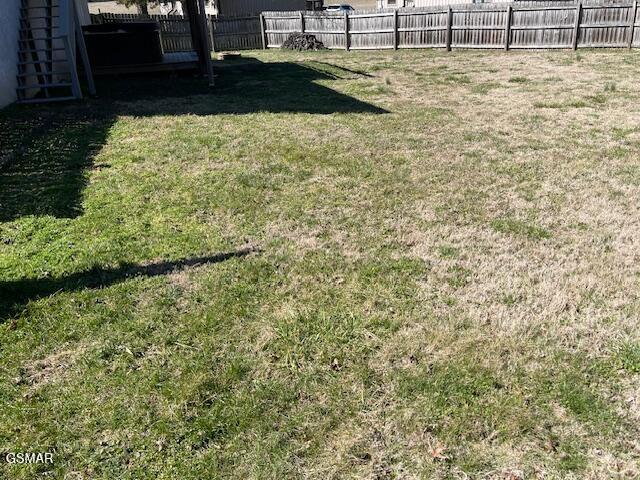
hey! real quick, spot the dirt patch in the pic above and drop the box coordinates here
[19,344,89,395]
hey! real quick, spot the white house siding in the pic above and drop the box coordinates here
[379,0,504,7]
[349,0,378,9]
[413,0,474,5]
[87,1,174,15]
[216,0,306,16]
[0,0,20,108]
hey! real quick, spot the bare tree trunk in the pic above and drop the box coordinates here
[138,2,149,15]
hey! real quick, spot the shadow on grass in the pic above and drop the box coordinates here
[0,60,387,222]
[0,247,258,321]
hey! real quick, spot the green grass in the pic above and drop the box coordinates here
[1,48,640,479]
[615,343,640,374]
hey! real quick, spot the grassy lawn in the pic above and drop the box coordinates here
[1,48,640,479]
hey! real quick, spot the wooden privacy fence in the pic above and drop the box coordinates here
[91,13,264,52]
[211,16,263,50]
[259,1,640,50]
[90,1,640,52]
[90,13,194,52]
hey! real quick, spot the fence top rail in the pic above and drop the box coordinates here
[581,21,637,25]
[511,23,575,28]
[398,9,449,15]
[96,12,185,18]
[582,3,634,7]
[508,4,581,10]
[301,10,352,16]
[349,12,396,18]
[213,15,261,21]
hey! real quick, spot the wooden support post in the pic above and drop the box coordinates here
[185,0,204,65]
[629,0,638,48]
[60,0,82,99]
[446,6,452,51]
[260,13,267,49]
[393,10,399,50]
[197,0,214,87]
[345,11,350,50]
[63,37,82,99]
[74,5,96,96]
[573,1,582,50]
[504,5,512,51]
[300,11,305,33]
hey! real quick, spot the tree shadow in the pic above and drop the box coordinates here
[0,59,388,222]
[303,60,376,79]
[101,61,389,116]
[0,247,258,322]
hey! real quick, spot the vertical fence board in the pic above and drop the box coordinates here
[632,0,640,45]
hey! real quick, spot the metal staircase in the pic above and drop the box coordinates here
[16,0,95,104]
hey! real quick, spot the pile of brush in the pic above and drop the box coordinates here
[281,33,326,51]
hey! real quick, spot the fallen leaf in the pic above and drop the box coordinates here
[429,442,448,461]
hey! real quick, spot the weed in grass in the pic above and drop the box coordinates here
[614,343,640,374]
[534,99,589,109]
[611,126,637,140]
[471,82,501,95]
[437,245,458,258]
[444,265,471,288]
[445,73,471,84]
[616,165,640,185]
[557,440,589,472]
[501,294,519,306]
[491,218,551,240]
[587,93,607,104]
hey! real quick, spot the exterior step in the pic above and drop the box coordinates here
[21,5,59,9]
[17,96,77,105]
[20,7,59,13]
[19,47,65,53]
[20,27,58,32]
[18,72,71,79]
[19,59,67,65]
[19,36,64,42]
[17,82,72,90]
[21,16,55,20]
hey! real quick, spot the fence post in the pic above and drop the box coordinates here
[260,13,267,49]
[393,9,399,50]
[345,11,350,51]
[446,6,452,51]
[630,0,638,48]
[504,5,512,50]
[300,11,305,33]
[573,1,582,50]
